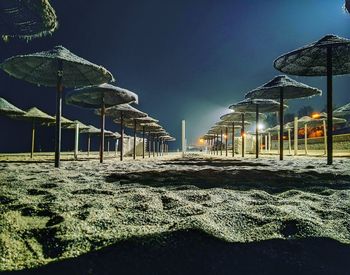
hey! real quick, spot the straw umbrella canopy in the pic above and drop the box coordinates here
[12,107,54,158]
[245,75,321,160]
[0,97,25,116]
[66,84,137,163]
[0,0,58,41]
[102,104,147,161]
[334,103,350,117]
[274,34,350,164]
[0,45,114,167]
[229,99,283,158]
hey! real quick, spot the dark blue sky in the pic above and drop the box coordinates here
[0,0,349,152]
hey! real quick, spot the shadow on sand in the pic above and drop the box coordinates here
[106,166,350,194]
[8,229,350,275]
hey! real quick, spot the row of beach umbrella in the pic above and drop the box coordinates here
[0,1,175,166]
[0,96,175,161]
[202,34,350,165]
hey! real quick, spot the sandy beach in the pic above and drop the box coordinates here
[1,153,350,274]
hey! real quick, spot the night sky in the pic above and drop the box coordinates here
[0,0,349,153]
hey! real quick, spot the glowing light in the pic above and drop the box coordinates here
[257,123,265,130]
[199,138,204,144]
[223,134,227,139]
[311,113,321,119]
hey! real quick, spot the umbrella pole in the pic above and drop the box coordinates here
[100,102,105,163]
[326,46,333,165]
[288,129,291,155]
[323,120,327,155]
[87,134,91,156]
[265,134,268,153]
[115,139,118,157]
[148,132,151,158]
[256,105,259,159]
[216,133,219,155]
[232,122,235,157]
[142,126,145,159]
[241,113,245,157]
[120,112,124,161]
[304,124,308,155]
[279,87,284,161]
[133,120,136,160]
[54,60,63,168]
[153,136,155,157]
[74,122,79,160]
[225,127,228,157]
[294,117,298,156]
[31,120,35,159]
[220,129,223,156]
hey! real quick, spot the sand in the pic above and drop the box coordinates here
[0,152,350,272]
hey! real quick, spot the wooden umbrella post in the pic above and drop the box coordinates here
[323,120,327,155]
[133,119,137,160]
[87,133,91,156]
[288,128,292,155]
[294,116,298,156]
[326,46,333,165]
[74,122,79,160]
[55,59,63,168]
[153,135,156,157]
[225,127,228,157]
[232,122,235,157]
[279,87,284,161]
[100,100,105,163]
[216,133,219,155]
[220,129,223,156]
[148,132,151,158]
[255,105,259,159]
[120,112,124,161]
[31,120,35,159]
[142,126,145,159]
[304,124,308,155]
[241,113,245,157]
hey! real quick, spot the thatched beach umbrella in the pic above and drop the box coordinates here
[104,104,147,161]
[245,75,321,160]
[274,34,350,164]
[0,46,114,167]
[0,97,25,116]
[66,84,137,163]
[334,103,350,117]
[80,125,100,156]
[13,107,54,158]
[230,99,282,158]
[0,0,58,41]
